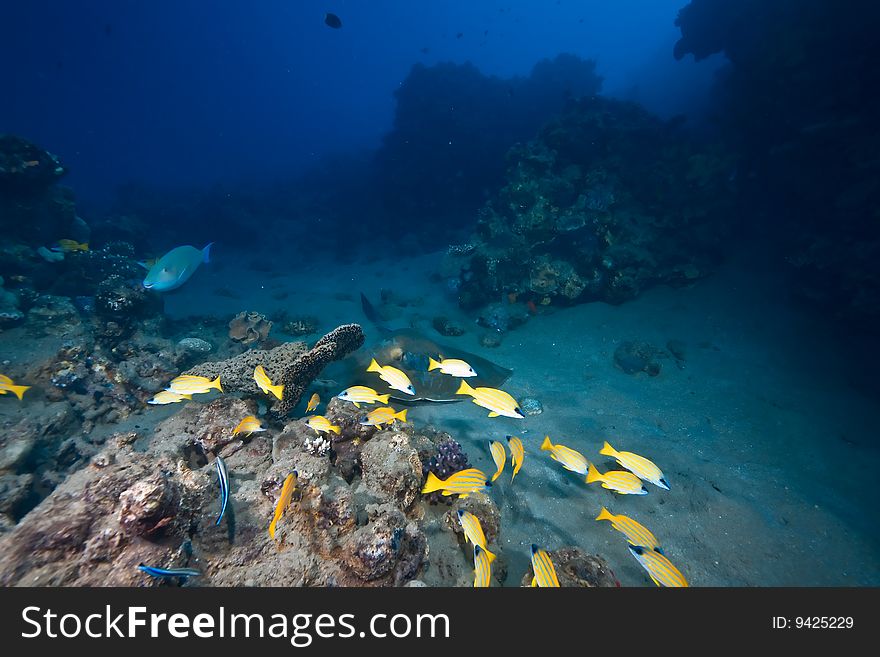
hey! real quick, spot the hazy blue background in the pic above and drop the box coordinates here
[0,0,718,202]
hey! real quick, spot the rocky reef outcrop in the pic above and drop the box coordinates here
[443,95,732,310]
[0,395,502,587]
[184,324,365,419]
[674,0,880,332]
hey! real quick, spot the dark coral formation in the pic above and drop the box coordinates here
[421,438,472,506]
[674,0,880,331]
[228,310,272,346]
[444,95,732,310]
[0,395,499,587]
[374,55,603,239]
[185,324,365,418]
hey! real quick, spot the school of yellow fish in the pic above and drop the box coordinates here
[3,330,687,587]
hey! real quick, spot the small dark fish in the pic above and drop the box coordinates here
[138,563,201,579]
[215,456,229,526]
[420,47,430,54]
[324,12,342,29]
[456,32,463,39]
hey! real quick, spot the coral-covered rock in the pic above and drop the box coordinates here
[445,96,730,311]
[520,546,619,587]
[360,430,423,511]
[186,324,365,418]
[0,135,66,194]
[117,473,180,537]
[228,311,272,346]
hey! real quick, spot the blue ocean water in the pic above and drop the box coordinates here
[0,1,877,587]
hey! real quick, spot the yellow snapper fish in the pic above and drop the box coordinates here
[232,415,265,436]
[167,374,222,395]
[457,510,496,563]
[305,415,341,435]
[142,243,213,292]
[366,359,416,396]
[50,239,89,253]
[268,471,298,540]
[421,468,490,498]
[473,544,492,588]
[586,463,648,495]
[359,406,408,427]
[530,544,560,587]
[596,507,662,552]
[506,435,524,483]
[628,545,688,587]
[147,390,191,405]
[336,385,390,407]
[427,356,477,378]
[0,374,30,401]
[253,365,284,400]
[600,441,669,490]
[488,440,506,482]
[540,436,590,475]
[455,380,524,419]
[306,392,320,412]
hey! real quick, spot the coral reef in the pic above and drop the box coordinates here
[185,324,365,419]
[444,95,731,310]
[0,394,499,587]
[228,311,272,346]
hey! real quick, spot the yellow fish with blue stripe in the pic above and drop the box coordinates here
[428,356,477,378]
[254,365,284,400]
[306,393,320,412]
[50,239,89,253]
[540,436,590,475]
[530,544,560,587]
[359,406,408,426]
[421,468,490,498]
[0,374,31,401]
[586,463,648,495]
[366,359,415,396]
[167,374,222,395]
[455,380,524,418]
[336,385,389,407]
[232,415,265,436]
[268,471,298,540]
[457,510,496,563]
[628,545,688,587]
[147,390,191,405]
[506,435,524,483]
[488,440,506,482]
[596,507,662,552]
[305,415,341,435]
[473,544,492,587]
[600,441,669,490]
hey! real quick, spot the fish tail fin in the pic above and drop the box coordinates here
[270,383,284,400]
[367,358,381,373]
[395,409,408,422]
[211,376,223,392]
[586,463,601,484]
[330,424,341,435]
[456,380,474,396]
[202,242,214,264]
[428,357,441,371]
[486,548,497,563]
[377,394,390,404]
[596,507,614,522]
[531,577,537,587]
[81,243,89,251]
[599,441,616,457]
[540,435,553,451]
[8,385,30,401]
[421,471,443,494]
[182,394,192,399]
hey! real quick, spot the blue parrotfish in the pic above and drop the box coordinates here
[142,243,213,292]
